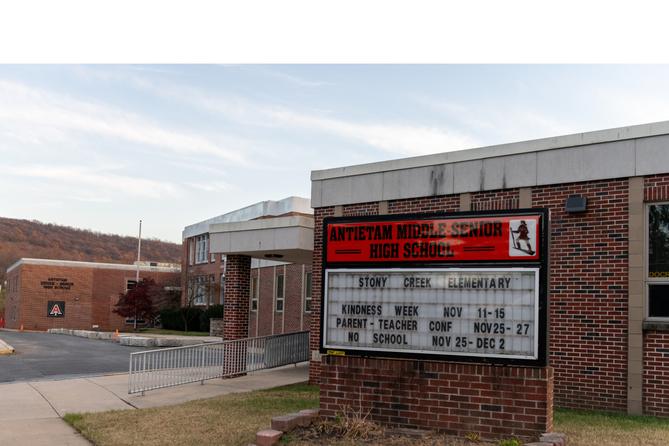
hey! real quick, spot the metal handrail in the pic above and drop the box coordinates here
[128,330,309,394]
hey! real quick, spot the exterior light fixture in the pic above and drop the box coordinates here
[565,195,587,213]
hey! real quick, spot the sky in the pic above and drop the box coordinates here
[2,64,669,243]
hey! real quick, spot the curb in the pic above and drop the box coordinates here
[0,338,15,355]
[47,328,221,348]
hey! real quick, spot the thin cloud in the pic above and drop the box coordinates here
[263,107,478,156]
[413,95,574,144]
[0,80,248,164]
[184,181,234,192]
[244,66,332,87]
[5,164,182,199]
[124,78,478,156]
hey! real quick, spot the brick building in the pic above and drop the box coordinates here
[182,197,314,337]
[307,120,669,429]
[5,259,180,331]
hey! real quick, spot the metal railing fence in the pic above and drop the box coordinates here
[128,330,309,394]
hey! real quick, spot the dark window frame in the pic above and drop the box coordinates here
[647,203,669,319]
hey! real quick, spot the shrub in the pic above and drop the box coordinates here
[160,307,205,332]
[200,304,225,332]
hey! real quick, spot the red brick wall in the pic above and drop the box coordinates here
[310,173,669,422]
[320,356,553,441]
[643,174,669,416]
[532,179,629,411]
[181,236,225,307]
[249,263,312,337]
[311,197,554,437]
[6,263,179,331]
[343,202,380,216]
[309,206,335,383]
[283,264,305,333]
[644,331,669,416]
[472,189,520,211]
[388,195,460,214]
[644,174,669,202]
[273,265,287,334]
[256,266,275,336]
[223,255,251,340]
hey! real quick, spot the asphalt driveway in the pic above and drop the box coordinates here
[0,331,148,383]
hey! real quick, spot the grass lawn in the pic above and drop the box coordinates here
[64,386,669,446]
[137,328,210,336]
[554,408,669,446]
[64,383,318,446]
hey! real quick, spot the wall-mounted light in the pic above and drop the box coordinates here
[265,253,284,259]
[565,195,587,213]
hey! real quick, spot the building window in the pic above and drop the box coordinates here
[126,279,138,292]
[275,272,284,312]
[647,203,669,318]
[189,240,195,265]
[250,275,258,311]
[304,272,312,313]
[190,276,208,306]
[195,234,209,264]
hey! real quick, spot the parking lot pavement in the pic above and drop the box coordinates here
[0,331,148,383]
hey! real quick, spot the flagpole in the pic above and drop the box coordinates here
[134,220,142,330]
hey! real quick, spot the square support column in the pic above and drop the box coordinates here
[223,254,251,341]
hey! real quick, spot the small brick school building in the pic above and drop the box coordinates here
[5,258,180,331]
[182,197,314,338]
[307,120,669,436]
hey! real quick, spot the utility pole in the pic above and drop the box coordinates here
[134,220,142,330]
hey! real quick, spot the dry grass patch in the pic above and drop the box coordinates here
[554,407,669,446]
[65,383,318,446]
[284,407,496,446]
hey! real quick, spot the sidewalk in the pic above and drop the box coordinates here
[0,363,309,445]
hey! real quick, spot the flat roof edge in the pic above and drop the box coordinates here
[311,120,669,181]
[210,215,315,234]
[6,258,181,274]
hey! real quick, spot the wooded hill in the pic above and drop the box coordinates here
[0,217,182,284]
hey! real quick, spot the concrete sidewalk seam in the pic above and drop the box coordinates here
[27,382,60,417]
[84,377,138,410]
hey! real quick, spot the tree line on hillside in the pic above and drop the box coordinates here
[0,217,182,285]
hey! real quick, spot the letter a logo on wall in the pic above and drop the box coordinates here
[47,301,65,318]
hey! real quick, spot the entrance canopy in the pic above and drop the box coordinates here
[209,215,313,264]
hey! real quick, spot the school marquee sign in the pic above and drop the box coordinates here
[320,209,549,366]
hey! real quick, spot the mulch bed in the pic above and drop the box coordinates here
[284,421,497,445]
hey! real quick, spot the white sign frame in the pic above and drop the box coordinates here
[322,267,540,360]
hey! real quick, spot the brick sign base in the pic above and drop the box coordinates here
[319,356,553,441]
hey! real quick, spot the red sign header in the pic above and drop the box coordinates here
[325,215,541,263]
